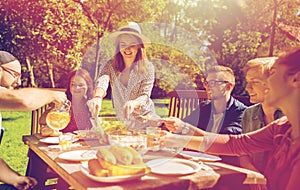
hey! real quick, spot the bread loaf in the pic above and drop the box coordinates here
[96,147,116,168]
[88,159,109,177]
[122,146,143,164]
[89,146,149,177]
[109,145,133,165]
[109,163,149,176]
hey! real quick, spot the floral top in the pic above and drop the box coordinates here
[96,61,156,131]
[204,116,300,190]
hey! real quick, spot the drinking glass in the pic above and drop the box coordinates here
[59,134,74,150]
[46,100,71,135]
[146,127,161,151]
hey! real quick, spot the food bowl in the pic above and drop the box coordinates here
[108,134,147,155]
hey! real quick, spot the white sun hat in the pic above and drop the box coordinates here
[108,22,151,46]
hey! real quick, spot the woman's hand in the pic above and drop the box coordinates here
[123,100,140,120]
[87,97,102,118]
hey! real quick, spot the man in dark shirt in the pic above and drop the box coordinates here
[183,66,247,134]
[164,65,247,165]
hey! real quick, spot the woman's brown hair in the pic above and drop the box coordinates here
[113,34,149,75]
[65,69,94,101]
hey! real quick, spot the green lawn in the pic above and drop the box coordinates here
[0,99,169,176]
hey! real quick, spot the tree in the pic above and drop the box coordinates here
[0,0,88,87]
[219,0,300,94]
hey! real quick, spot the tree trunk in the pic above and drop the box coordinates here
[46,60,55,88]
[25,56,37,87]
[269,0,278,56]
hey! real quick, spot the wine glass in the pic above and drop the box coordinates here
[46,100,71,135]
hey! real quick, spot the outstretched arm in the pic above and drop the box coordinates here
[0,88,67,111]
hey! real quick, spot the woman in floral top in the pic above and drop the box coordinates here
[88,22,157,131]
[161,47,300,190]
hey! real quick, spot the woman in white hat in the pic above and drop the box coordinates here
[88,22,157,131]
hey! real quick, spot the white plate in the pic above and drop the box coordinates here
[73,130,90,134]
[146,158,201,175]
[39,136,79,144]
[39,137,60,144]
[179,150,222,162]
[58,150,97,161]
[80,162,146,183]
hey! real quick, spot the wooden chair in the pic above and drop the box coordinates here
[167,90,209,119]
[30,104,51,135]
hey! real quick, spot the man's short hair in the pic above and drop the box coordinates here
[0,51,18,66]
[243,57,278,78]
[204,65,235,85]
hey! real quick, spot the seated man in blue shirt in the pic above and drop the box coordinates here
[183,65,247,134]
[164,65,247,165]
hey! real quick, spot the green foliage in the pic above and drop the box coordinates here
[0,111,31,175]
[1,0,299,96]
[216,0,300,94]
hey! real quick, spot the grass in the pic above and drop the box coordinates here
[0,99,169,176]
[0,111,31,175]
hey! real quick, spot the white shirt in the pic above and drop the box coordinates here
[211,112,224,133]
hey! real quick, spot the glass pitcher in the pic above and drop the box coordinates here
[46,100,71,134]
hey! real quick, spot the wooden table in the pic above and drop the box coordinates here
[22,135,266,190]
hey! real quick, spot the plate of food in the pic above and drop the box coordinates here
[146,158,201,175]
[58,150,97,161]
[179,150,222,162]
[80,160,148,183]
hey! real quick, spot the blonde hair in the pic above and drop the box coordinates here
[205,65,235,85]
[243,57,278,78]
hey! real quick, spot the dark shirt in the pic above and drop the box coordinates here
[183,96,247,166]
[183,96,247,134]
[62,101,92,133]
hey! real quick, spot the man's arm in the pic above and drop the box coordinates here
[0,158,37,189]
[0,88,66,111]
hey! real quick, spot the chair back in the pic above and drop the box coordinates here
[31,104,49,134]
[30,88,66,135]
[167,90,208,119]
